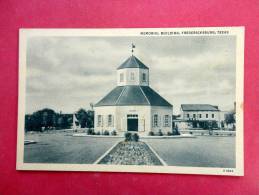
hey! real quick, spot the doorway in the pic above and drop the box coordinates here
[127,114,138,131]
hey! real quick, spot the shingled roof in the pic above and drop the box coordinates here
[117,55,149,70]
[94,86,172,107]
[181,104,219,111]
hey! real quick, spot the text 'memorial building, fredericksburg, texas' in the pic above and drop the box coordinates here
[94,54,173,136]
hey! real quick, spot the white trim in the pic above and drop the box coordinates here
[93,141,121,164]
[115,87,126,104]
[145,143,167,166]
[139,86,150,104]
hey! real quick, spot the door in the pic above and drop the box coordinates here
[127,114,138,131]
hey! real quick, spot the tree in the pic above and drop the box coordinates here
[225,112,235,125]
[76,108,88,128]
[25,108,57,131]
[86,110,94,128]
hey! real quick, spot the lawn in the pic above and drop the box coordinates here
[143,136,235,168]
[24,132,121,164]
[24,132,235,168]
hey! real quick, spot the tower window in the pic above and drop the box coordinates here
[130,72,135,80]
[120,73,124,82]
[142,73,146,82]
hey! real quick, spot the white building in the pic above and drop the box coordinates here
[177,104,221,129]
[94,55,173,136]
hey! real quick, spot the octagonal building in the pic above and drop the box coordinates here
[94,55,173,136]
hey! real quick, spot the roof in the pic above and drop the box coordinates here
[94,86,172,107]
[117,55,149,70]
[181,104,219,111]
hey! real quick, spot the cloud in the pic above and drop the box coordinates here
[25,35,236,114]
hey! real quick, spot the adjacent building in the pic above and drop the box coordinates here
[178,104,221,129]
[94,55,173,135]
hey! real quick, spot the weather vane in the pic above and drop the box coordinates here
[131,43,136,55]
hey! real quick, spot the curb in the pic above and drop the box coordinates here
[73,133,124,138]
[93,141,121,164]
[145,143,167,166]
[141,135,196,139]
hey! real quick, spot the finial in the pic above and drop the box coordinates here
[131,43,136,55]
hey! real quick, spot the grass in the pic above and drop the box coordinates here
[144,136,235,168]
[24,131,235,168]
[24,132,121,164]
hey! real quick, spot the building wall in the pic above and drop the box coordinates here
[115,105,151,135]
[117,68,149,86]
[94,105,151,135]
[151,106,173,134]
[94,105,173,135]
[94,106,117,133]
[181,110,220,121]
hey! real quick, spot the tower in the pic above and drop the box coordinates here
[117,55,149,86]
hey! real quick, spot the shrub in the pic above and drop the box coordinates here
[96,131,100,135]
[103,130,110,136]
[172,130,180,135]
[148,131,155,136]
[132,133,139,142]
[87,128,94,135]
[172,125,180,135]
[111,130,117,136]
[158,129,163,136]
[167,131,173,136]
[189,131,193,135]
[124,132,132,141]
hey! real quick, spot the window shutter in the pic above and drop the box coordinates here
[112,115,114,127]
[159,116,161,127]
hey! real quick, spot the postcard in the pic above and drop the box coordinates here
[17,27,244,176]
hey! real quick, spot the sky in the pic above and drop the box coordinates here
[25,35,236,114]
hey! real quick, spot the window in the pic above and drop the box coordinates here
[120,73,124,82]
[164,115,170,127]
[142,73,146,82]
[206,114,208,118]
[212,114,214,118]
[193,114,196,118]
[153,114,158,127]
[108,114,113,127]
[199,114,202,118]
[187,113,190,118]
[130,72,135,80]
[127,114,138,118]
[97,115,102,127]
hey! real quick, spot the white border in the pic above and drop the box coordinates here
[17,27,244,176]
